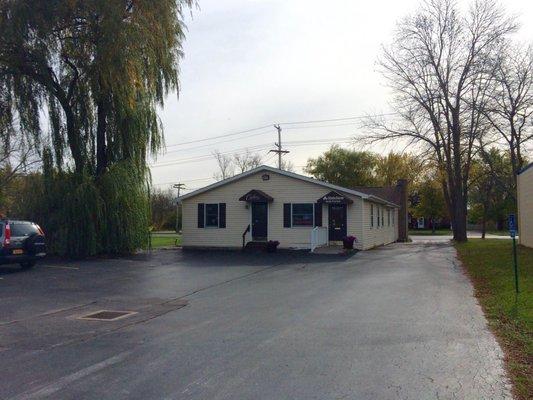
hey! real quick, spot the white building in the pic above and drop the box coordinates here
[518,163,533,248]
[178,166,408,251]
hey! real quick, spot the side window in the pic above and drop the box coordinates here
[392,210,395,225]
[381,208,384,227]
[377,206,380,227]
[370,204,374,228]
[291,204,314,227]
[205,204,219,227]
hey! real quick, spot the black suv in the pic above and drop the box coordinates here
[0,220,46,269]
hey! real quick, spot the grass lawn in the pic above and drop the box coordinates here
[409,229,452,236]
[455,239,532,400]
[486,230,510,236]
[150,233,181,248]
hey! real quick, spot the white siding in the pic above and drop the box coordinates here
[360,200,398,250]
[181,170,365,249]
[518,166,533,248]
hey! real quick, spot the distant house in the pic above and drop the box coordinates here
[178,165,408,251]
[408,215,451,230]
[518,163,533,248]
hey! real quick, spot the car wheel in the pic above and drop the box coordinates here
[20,261,36,270]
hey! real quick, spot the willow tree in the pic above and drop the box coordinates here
[0,0,193,256]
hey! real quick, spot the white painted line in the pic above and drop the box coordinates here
[43,265,79,270]
[11,350,132,400]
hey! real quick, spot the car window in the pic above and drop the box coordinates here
[11,223,39,237]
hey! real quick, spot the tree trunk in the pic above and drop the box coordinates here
[96,99,108,176]
[64,107,84,174]
[453,204,468,242]
[451,111,468,242]
[448,184,468,242]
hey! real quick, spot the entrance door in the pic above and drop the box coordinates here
[328,204,347,241]
[251,202,268,241]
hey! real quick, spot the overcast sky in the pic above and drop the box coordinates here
[151,0,533,193]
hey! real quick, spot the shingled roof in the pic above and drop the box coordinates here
[351,185,403,205]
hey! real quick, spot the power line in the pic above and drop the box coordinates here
[165,124,272,148]
[154,131,358,165]
[161,112,396,149]
[150,137,355,169]
[152,176,214,186]
[162,124,355,155]
[155,138,354,168]
[283,122,359,130]
[150,144,274,168]
[284,137,352,145]
[263,152,278,164]
[277,112,397,126]
[163,129,273,155]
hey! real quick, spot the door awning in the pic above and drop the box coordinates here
[239,189,274,203]
[317,191,353,204]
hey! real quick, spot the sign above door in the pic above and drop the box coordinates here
[317,191,353,204]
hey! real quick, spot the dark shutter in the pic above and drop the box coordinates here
[219,203,226,228]
[283,203,291,228]
[314,203,322,227]
[197,203,204,228]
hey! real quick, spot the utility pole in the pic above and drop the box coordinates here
[269,124,290,169]
[173,183,186,233]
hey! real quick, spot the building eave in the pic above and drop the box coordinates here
[518,162,533,175]
[177,165,399,207]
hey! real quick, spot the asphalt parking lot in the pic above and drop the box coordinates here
[0,244,511,399]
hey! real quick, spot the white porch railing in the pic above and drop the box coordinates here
[310,227,328,252]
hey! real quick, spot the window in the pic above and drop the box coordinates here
[381,208,385,227]
[377,206,380,227]
[392,211,395,225]
[370,204,374,228]
[205,204,219,227]
[198,203,226,228]
[11,223,39,237]
[388,209,391,226]
[292,203,314,227]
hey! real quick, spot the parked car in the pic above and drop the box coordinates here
[0,220,46,269]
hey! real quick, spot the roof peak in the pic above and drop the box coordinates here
[177,165,399,207]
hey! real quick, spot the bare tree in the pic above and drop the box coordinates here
[233,149,263,173]
[366,0,516,241]
[212,150,235,181]
[480,43,533,186]
[280,159,295,172]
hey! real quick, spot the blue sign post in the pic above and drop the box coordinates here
[508,214,519,294]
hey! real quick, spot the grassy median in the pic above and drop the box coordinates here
[408,229,452,236]
[455,239,532,400]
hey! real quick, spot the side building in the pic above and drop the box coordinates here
[178,165,408,251]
